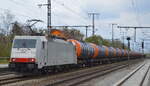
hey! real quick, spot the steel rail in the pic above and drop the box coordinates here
[114,63,146,86]
[140,64,150,86]
[46,64,130,86]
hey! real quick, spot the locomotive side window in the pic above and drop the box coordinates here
[13,39,36,48]
[42,41,45,49]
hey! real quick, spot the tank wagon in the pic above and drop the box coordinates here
[9,36,143,72]
[68,39,142,64]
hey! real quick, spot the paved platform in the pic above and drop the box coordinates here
[0,64,8,68]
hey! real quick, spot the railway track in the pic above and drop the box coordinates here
[0,59,143,86]
[0,73,38,86]
[47,64,128,86]
[43,60,142,86]
[0,72,16,76]
[114,61,150,86]
[0,74,26,85]
[0,68,9,73]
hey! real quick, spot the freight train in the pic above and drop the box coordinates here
[9,30,143,72]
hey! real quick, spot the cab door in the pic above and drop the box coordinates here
[41,41,47,66]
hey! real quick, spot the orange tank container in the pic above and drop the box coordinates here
[50,29,66,39]
[103,46,109,57]
[113,48,116,57]
[68,39,82,57]
[118,49,121,57]
[90,43,99,58]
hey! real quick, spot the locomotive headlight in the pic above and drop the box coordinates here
[31,59,34,62]
[12,58,15,61]
[29,58,35,62]
[11,58,16,62]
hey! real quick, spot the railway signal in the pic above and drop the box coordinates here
[142,41,144,54]
[127,37,131,50]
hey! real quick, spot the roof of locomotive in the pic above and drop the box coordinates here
[14,36,70,44]
[14,36,47,41]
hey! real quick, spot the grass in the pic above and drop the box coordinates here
[0,58,9,64]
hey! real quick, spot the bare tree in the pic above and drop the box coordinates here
[62,28,84,40]
[12,21,24,35]
[0,10,15,35]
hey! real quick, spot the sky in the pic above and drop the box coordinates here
[0,0,150,53]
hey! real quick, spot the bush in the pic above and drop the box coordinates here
[0,57,9,64]
[0,35,13,57]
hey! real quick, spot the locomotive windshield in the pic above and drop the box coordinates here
[13,39,37,48]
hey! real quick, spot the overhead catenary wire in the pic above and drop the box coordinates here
[0,7,47,31]
[126,0,144,51]
[130,0,149,41]
[7,0,89,27]
[66,0,89,16]
[9,0,38,13]
[8,0,46,21]
[7,0,90,26]
[8,0,48,28]
[11,0,34,7]
[0,8,32,19]
[53,0,89,24]
[131,0,147,41]
[54,0,89,20]
[131,0,141,26]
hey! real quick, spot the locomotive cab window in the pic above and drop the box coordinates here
[13,39,37,48]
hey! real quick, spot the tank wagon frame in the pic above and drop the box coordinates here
[9,36,143,72]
